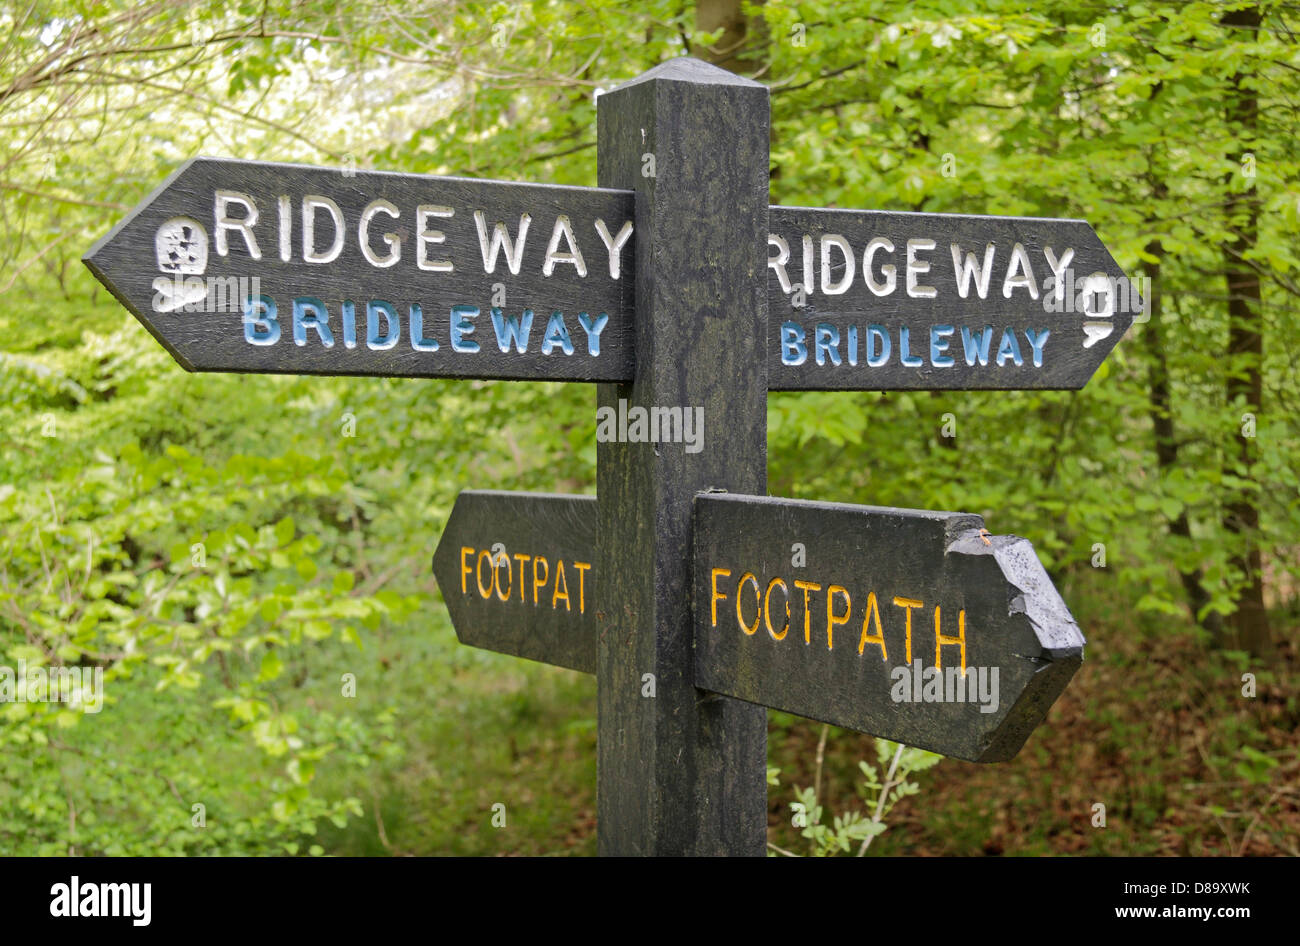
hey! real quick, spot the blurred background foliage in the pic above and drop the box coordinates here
[0,0,1296,855]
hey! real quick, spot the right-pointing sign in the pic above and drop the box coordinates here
[693,493,1084,762]
[766,205,1135,390]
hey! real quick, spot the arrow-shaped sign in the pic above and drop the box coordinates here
[84,157,636,382]
[431,490,597,674]
[84,156,1132,392]
[693,492,1084,762]
[766,205,1135,390]
[431,488,1081,763]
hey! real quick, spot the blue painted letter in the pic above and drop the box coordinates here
[1024,328,1050,367]
[342,300,357,349]
[899,326,923,367]
[450,304,480,353]
[781,321,807,366]
[540,311,575,355]
[930,324,955,367]
[292,297,333,348]
[410,303,438,352]
[960,325,994,367]
[866,324,890,367]
[243,295,279,346]
[995,327,1023,367]
[366,300,399,350]
[814,323,841,366]
[577,312,608,356]
[491,307,534,353]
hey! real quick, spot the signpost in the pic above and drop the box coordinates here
[692,493,1084,763]
[87,56,1134,856]
[432,491,597,675]
[766,206,1132,391]
[431,491,1085,764]
[83,167,1130,390]
[84,160,636,381]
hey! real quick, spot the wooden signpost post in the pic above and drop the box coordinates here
[86,57,1133,856]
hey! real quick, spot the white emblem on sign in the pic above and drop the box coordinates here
[1079,272,1115,348]
[152,216,209,312]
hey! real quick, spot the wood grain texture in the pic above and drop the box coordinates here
[431,491,597,674]
[595,57,770,856]
[767,205,1133,390]
[83,159,635,382]
[693,493,1085,762]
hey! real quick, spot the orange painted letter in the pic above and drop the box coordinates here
[858,591,887,660]
[736,573,760,635]
[826,585,851,650]
[934,606,967,674]
[710,568,731,627]
[476,550,495,599]
[574,562,592,614]
[794,580,822,644]
[532,556,549,605]
[764,577,790,641]
[552,560,570,611]
[892,597,923,664]
[460,547,474,595]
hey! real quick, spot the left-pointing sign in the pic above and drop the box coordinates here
[83,157,636,382]
[432,490,597,674]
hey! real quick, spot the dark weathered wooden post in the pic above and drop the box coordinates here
[595,59,770,855]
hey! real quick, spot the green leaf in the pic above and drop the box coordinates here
[258,649,284,682]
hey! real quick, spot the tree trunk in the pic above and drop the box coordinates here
[696,0,765,74]
[1220,3,1271,655]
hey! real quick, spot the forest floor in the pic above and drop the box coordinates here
[767,607,1300,857]
[314,570,1298,857]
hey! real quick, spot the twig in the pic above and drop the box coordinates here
[373,791,410,856]
[858,742,904,856]
[0,179,129,210]
[155,770,186,806]
[812,722,830,804]
[1239,786,1287,856]
[0,230,76,293]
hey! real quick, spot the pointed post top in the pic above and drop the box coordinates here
[609,56,765,93]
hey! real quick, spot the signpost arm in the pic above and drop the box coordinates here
[595,58,771,856]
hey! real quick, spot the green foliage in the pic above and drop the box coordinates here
[0,0,1295,855]
[773,738,942,856]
